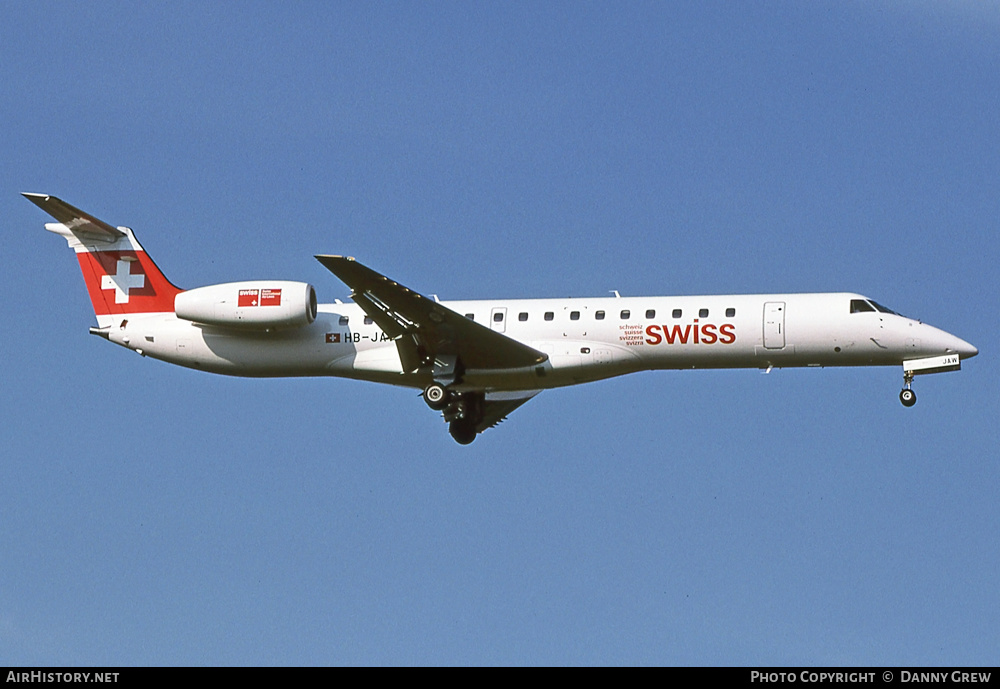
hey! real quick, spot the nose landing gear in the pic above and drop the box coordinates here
[897,353,966,408]
[899,371,916,407]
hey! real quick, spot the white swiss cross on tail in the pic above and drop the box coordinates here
[101,259,145,303]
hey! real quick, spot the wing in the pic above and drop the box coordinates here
[315,255,548,375]
[22,193,125,244]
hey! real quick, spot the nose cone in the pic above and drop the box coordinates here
[940,328,977,359]
[954,336,978,360]
[917,322,978,359]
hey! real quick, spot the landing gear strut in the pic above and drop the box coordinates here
[900,371,916,407]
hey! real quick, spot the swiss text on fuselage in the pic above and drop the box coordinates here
[645,321,736,346]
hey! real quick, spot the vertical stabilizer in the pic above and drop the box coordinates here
[24,193,182,328]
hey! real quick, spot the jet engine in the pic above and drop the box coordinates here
[175,281,317,329]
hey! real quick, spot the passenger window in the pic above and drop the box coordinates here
[672,309,682,319]
[364,316,373,325]
[518,312,528,322]
[850,299,876,314]
[493,312,504,322]
[595,310,605,320]
[339,315,349,325]
[465,313,475,320]
[620,309,630,320]
[544,312,554,321]
[570,311,580,321]
[699,308,709,318]
[726,307,736,318]
[645,309,656,319]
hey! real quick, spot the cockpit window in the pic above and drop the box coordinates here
[851,298,901,316]
[869,300,898,315]
[850,299,876,314]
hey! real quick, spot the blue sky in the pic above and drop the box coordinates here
[2,1,998,665]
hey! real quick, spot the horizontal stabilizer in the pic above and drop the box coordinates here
[22,193,125,243]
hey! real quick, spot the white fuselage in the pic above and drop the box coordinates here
[103,292,976,393]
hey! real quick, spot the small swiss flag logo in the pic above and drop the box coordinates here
[238,289,259,307]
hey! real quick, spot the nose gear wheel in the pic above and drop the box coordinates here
[899,371,916,407]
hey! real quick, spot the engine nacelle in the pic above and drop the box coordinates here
[175,281,317,329]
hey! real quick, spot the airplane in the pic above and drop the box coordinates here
[26,193,978,445]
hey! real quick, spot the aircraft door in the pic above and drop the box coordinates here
[763,302,785,349]
[491,307,507,333]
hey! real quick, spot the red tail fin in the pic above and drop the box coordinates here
[76,244,181,317]
[25,193,182,326]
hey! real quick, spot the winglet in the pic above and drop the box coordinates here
[22,192,125,243]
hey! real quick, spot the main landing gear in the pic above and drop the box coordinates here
[899,371,916,407]
[423,383,484,444]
